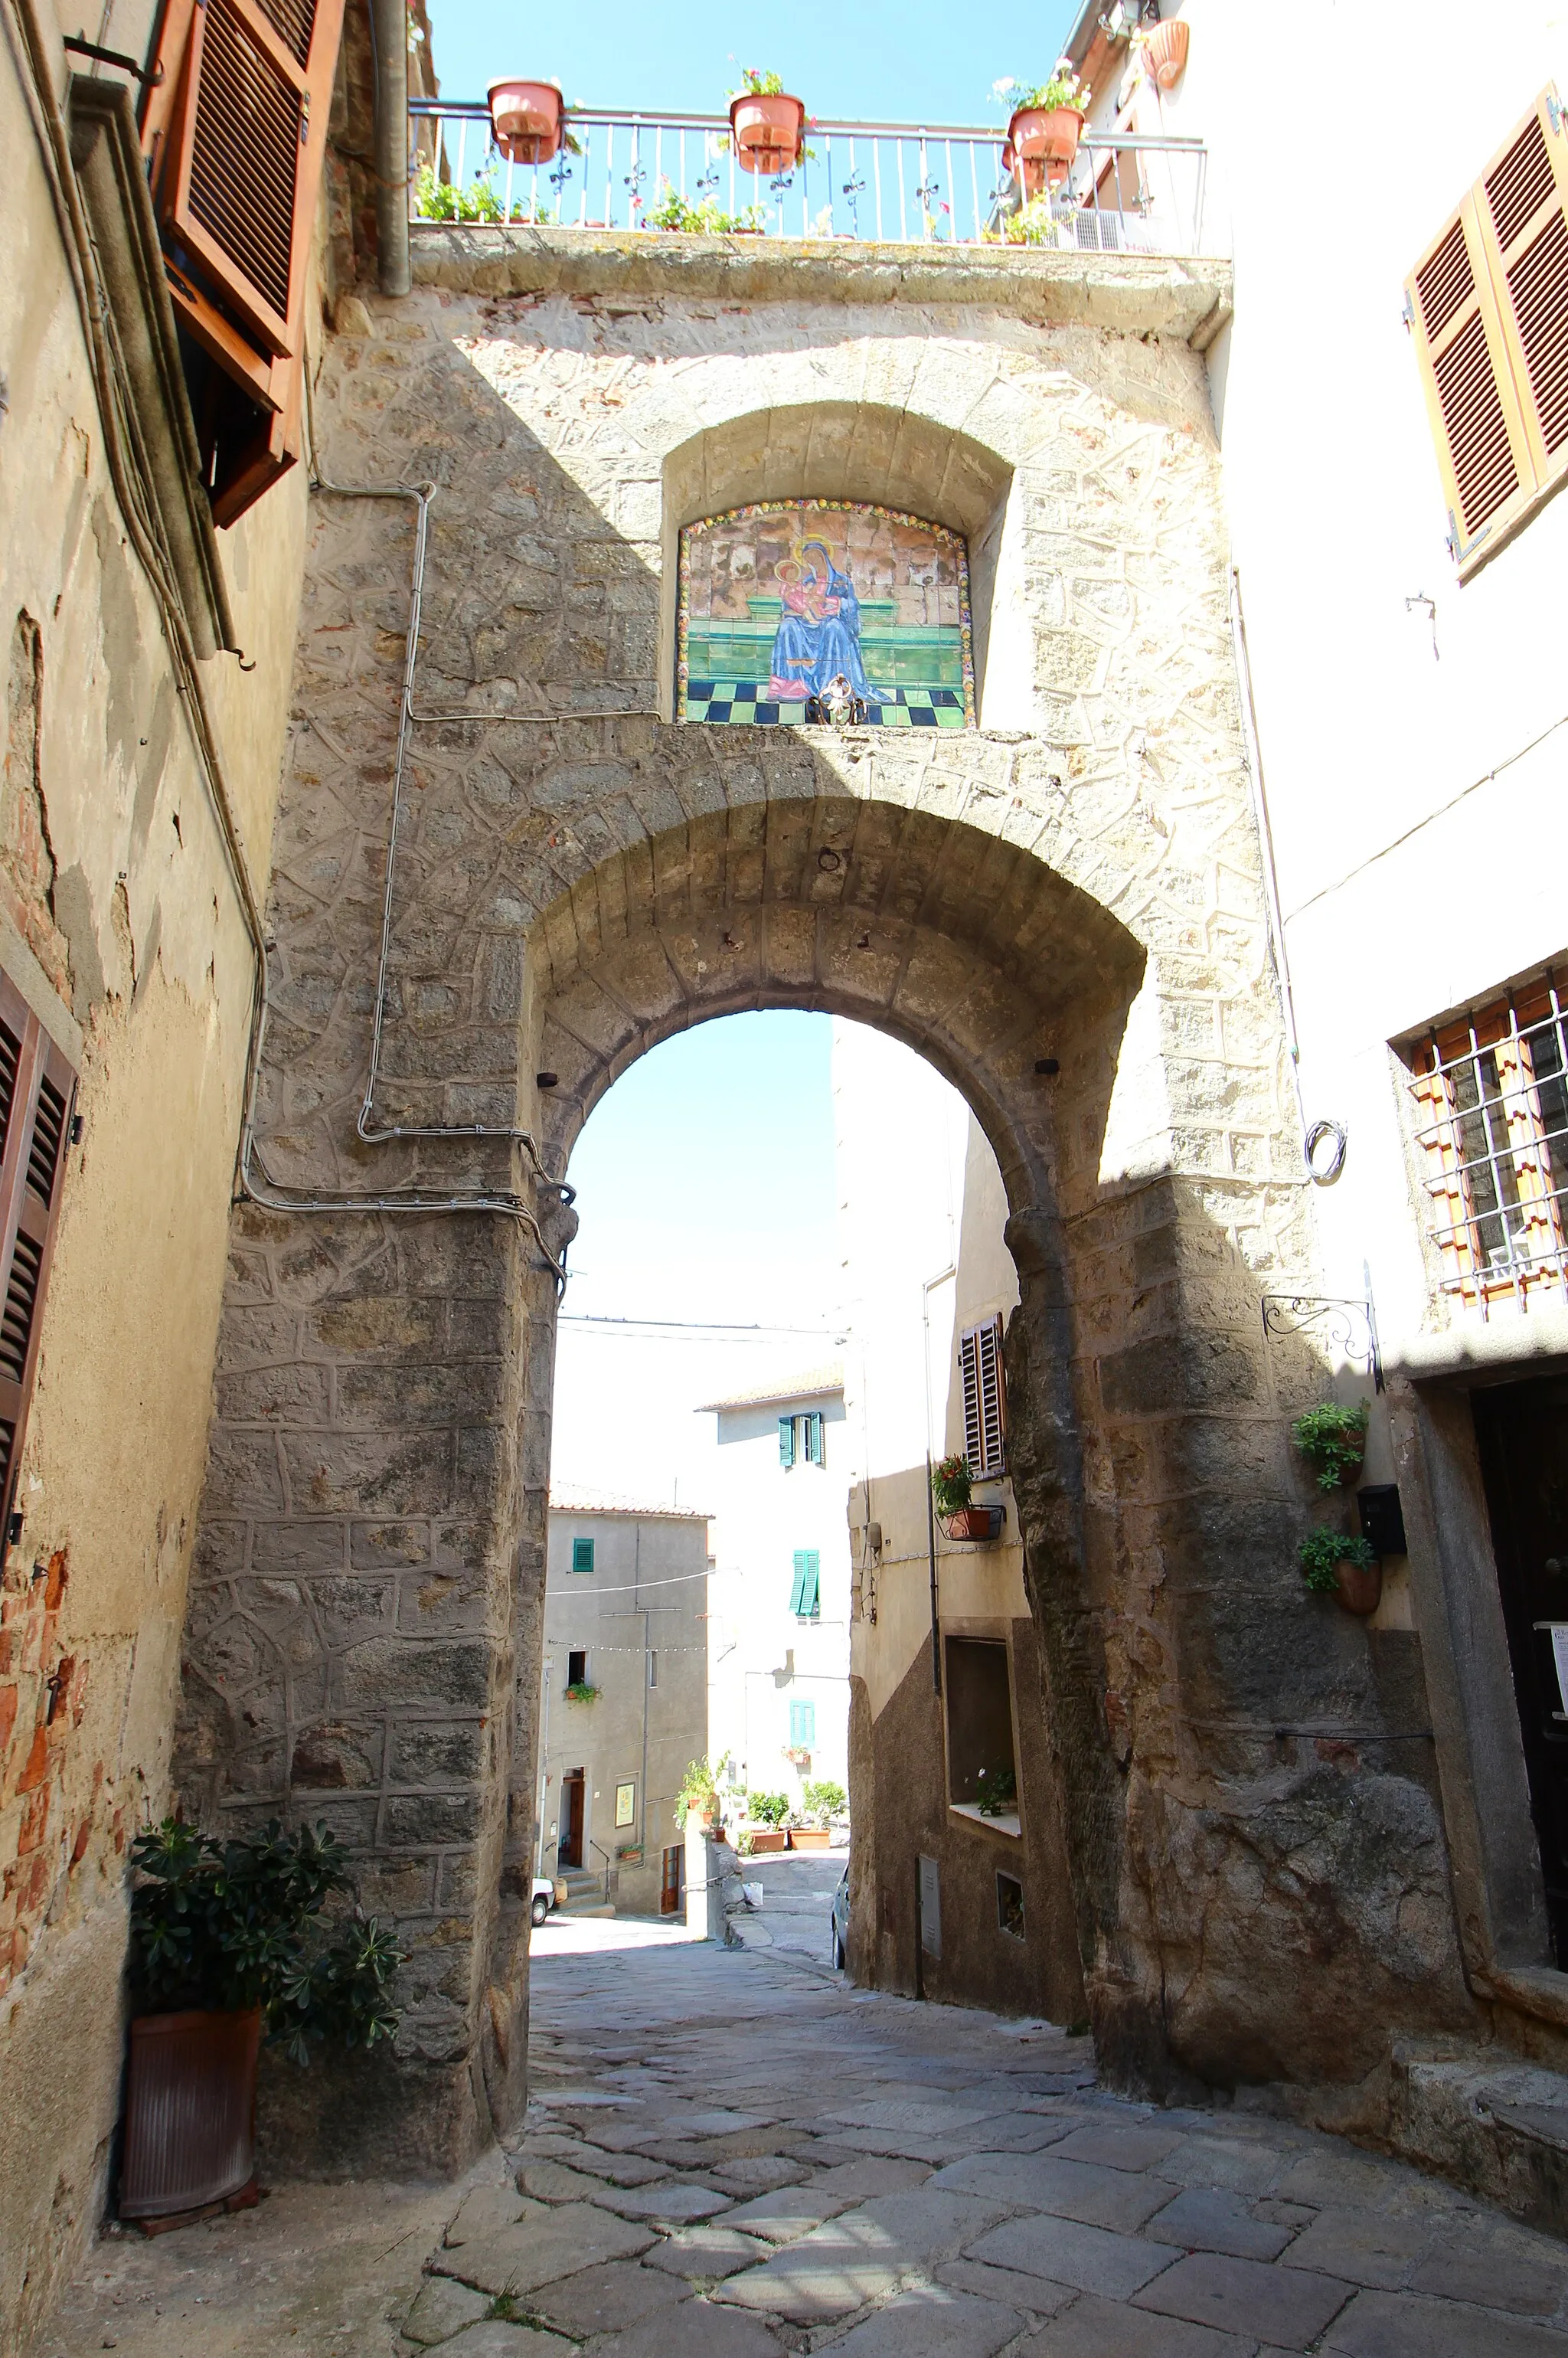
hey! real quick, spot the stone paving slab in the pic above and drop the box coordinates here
[821,2279,1022,2356]
[1132,2251,1353,2347]
[934,2150,1178,2232]
[526,2257,690,2337]
[1144,2186,1297,2262]
[591,2181,732,2225]
[432,2204,655,2297]
[1323,2287,1568,2355]
[966,2211,1177,2301]
[1022,2289,1256,2355]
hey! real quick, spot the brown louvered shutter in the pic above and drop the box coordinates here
[1406,89,1568,577]
[0,976,74,1539]
[959,1316,1007,1480]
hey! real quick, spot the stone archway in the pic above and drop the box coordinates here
[175,283,1475,2173]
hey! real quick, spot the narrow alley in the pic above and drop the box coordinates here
[47,1858,1568,2356]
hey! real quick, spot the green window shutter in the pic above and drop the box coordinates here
[571,1535,594,1574]
[799,1552,820,1617]
[789,1549,808,1614]
[805,1411,824,1465]
[779,1414,796,1469]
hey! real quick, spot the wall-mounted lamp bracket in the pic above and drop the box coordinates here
[1261,1273,1383,1392]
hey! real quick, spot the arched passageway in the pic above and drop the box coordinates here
[174,297,1472,2174]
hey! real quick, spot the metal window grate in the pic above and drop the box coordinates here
[1407,973,1568,1311]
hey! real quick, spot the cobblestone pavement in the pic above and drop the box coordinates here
[47,1915,1568,2356]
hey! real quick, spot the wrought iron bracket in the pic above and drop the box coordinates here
[1261,1267,1383,1392]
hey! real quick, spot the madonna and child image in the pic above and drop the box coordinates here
[678,499,974,729]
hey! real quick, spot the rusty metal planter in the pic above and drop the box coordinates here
[119,2007,262,2219]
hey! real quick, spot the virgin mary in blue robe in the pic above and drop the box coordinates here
[766,541,879,702]
[799,538,874,698]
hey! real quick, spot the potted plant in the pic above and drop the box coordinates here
[646,179,766,235]
[744,1791,792,1853]
[727,67,808,177]
[975,1765,1018,1819]
[1132,16,1191,90]
[488,77,567,165]
[792,1779,845,1851]
[1300,1528,1382,1617]
[1290,1401,1370,1492]
[932,1454,1005,1542]
[122,1819,400,2225]
[992,65,1092,189]
[564,1679,599,1704]
[675,1758,724,1835]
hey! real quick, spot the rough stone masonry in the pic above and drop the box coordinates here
[174,232,1478,2176]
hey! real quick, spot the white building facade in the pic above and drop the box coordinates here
[699,1369,851,1817]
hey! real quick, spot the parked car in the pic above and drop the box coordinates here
[831,1860,849,1970]
[531,1876,557,1928]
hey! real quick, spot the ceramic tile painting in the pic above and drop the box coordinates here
[678,501,973,728]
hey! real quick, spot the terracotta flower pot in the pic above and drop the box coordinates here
[729,92,806,176]
[941,1504,1005,1542]
[744,1825,789,1853]
[1334,1556,1383,1617]
[119,2007,263,2220]
[1009,104,1083,182]
[790,1827,832,1851]
[488,79,564,166]
[1142,18,1191,89]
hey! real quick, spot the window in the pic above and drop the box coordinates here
[571,1535,595,1573]
[959,1316,1007,1478]
[789,1699,816,1748]
[945,1637,1018,1817]
[996,1871,1026,1941]
[138,0,348,524]
[567,1650,587,1688]
[0,974,74,1538]
[1405,971,1568,1307]
[1405,90,1568,578]
[648,1650,658,1687]
[789,1549,821,1617]
[779,1411,824,1469]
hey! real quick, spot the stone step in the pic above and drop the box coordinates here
[1392,2043,1568,2237]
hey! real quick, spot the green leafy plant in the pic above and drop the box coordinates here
[931,1453,974,1515]
[1298,1529,1379,1595]
[1290,1401,1370,1491]
[985,196,1077,250]
[975,1765,1018,1818]
[129,1818,402,2065]
[749,1791,792,1827]
[730,65,787,96]
[801,1779,846,1829]
[736,1829,756,1858]
[992,64,1092,115]
[564,1680,599,1704]
[645,179,766,234]
[674,1758,723,1825]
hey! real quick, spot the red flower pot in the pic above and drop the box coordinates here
[1334,1557,1383,1617]
[730,92,806,176]
[940,1505,1005,1543]
[119,2007,263,2220]
[488,79,564,166]
[1142,18,1191,90]
[1008,104,1083,184]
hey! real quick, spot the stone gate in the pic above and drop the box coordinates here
[175,236,1472,2171]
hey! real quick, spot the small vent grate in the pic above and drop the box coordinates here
[1433,311,1520,530]
[1417,218,1475,339]
[0,1022,18,1172]
[254,0,315,67]
[0,1231,42,1385]
[188,0,299,323]
[1508,210,1568,453]
[26,1077,65,1206]
[1488,116,1557,251]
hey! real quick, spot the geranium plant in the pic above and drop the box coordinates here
[992,64,1092,116]
[129,1818,402,2065]
[931,1452,974,1516]
[674,1758,723,1825]
[1299,1529,1379,1596]
[564,1679,599,1703]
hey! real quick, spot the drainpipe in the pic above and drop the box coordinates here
[922,1264,956,1697]
[371,0,410,297]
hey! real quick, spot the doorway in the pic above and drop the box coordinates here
[1473,1372,1568,1966]
[661,1843,684,1915]
[559,1769,586,1870]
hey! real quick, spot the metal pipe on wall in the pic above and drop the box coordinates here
[371,0,410,296]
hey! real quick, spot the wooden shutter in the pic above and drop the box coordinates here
[779,1415,796,1470]
[0,976,74,1537]
[805,1411,824,1465]
[959,1316,1007,1478]
[799,1552,820,1617]
[789,1550,808,1614]
[571,1535,594,1573]
[1406,89,1568,576]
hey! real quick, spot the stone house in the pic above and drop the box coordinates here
[6,0,1568,2343]
[537,1487,708,1919]
[697,1367,851,1820]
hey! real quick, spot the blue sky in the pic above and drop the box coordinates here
[425,0,1080,123]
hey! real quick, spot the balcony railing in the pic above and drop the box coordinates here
[407,103,1210,260]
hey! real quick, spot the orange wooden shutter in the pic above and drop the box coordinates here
[0,976,74,1537]
[959,1316,1007,1479]
[1406,88,1568,577]
[1472,93,1568,499]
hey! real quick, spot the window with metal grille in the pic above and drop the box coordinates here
[0,973,74,1538]
[1405,971,1568,1307]
[1405,89,1568,579]
[959,1316,1007,1478]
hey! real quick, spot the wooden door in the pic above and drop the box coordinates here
[560,1771,585,1870]
[1473,1373,1568,1964]
[661,1843,684,1915]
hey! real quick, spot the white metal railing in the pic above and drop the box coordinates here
[407,103,1210,258]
